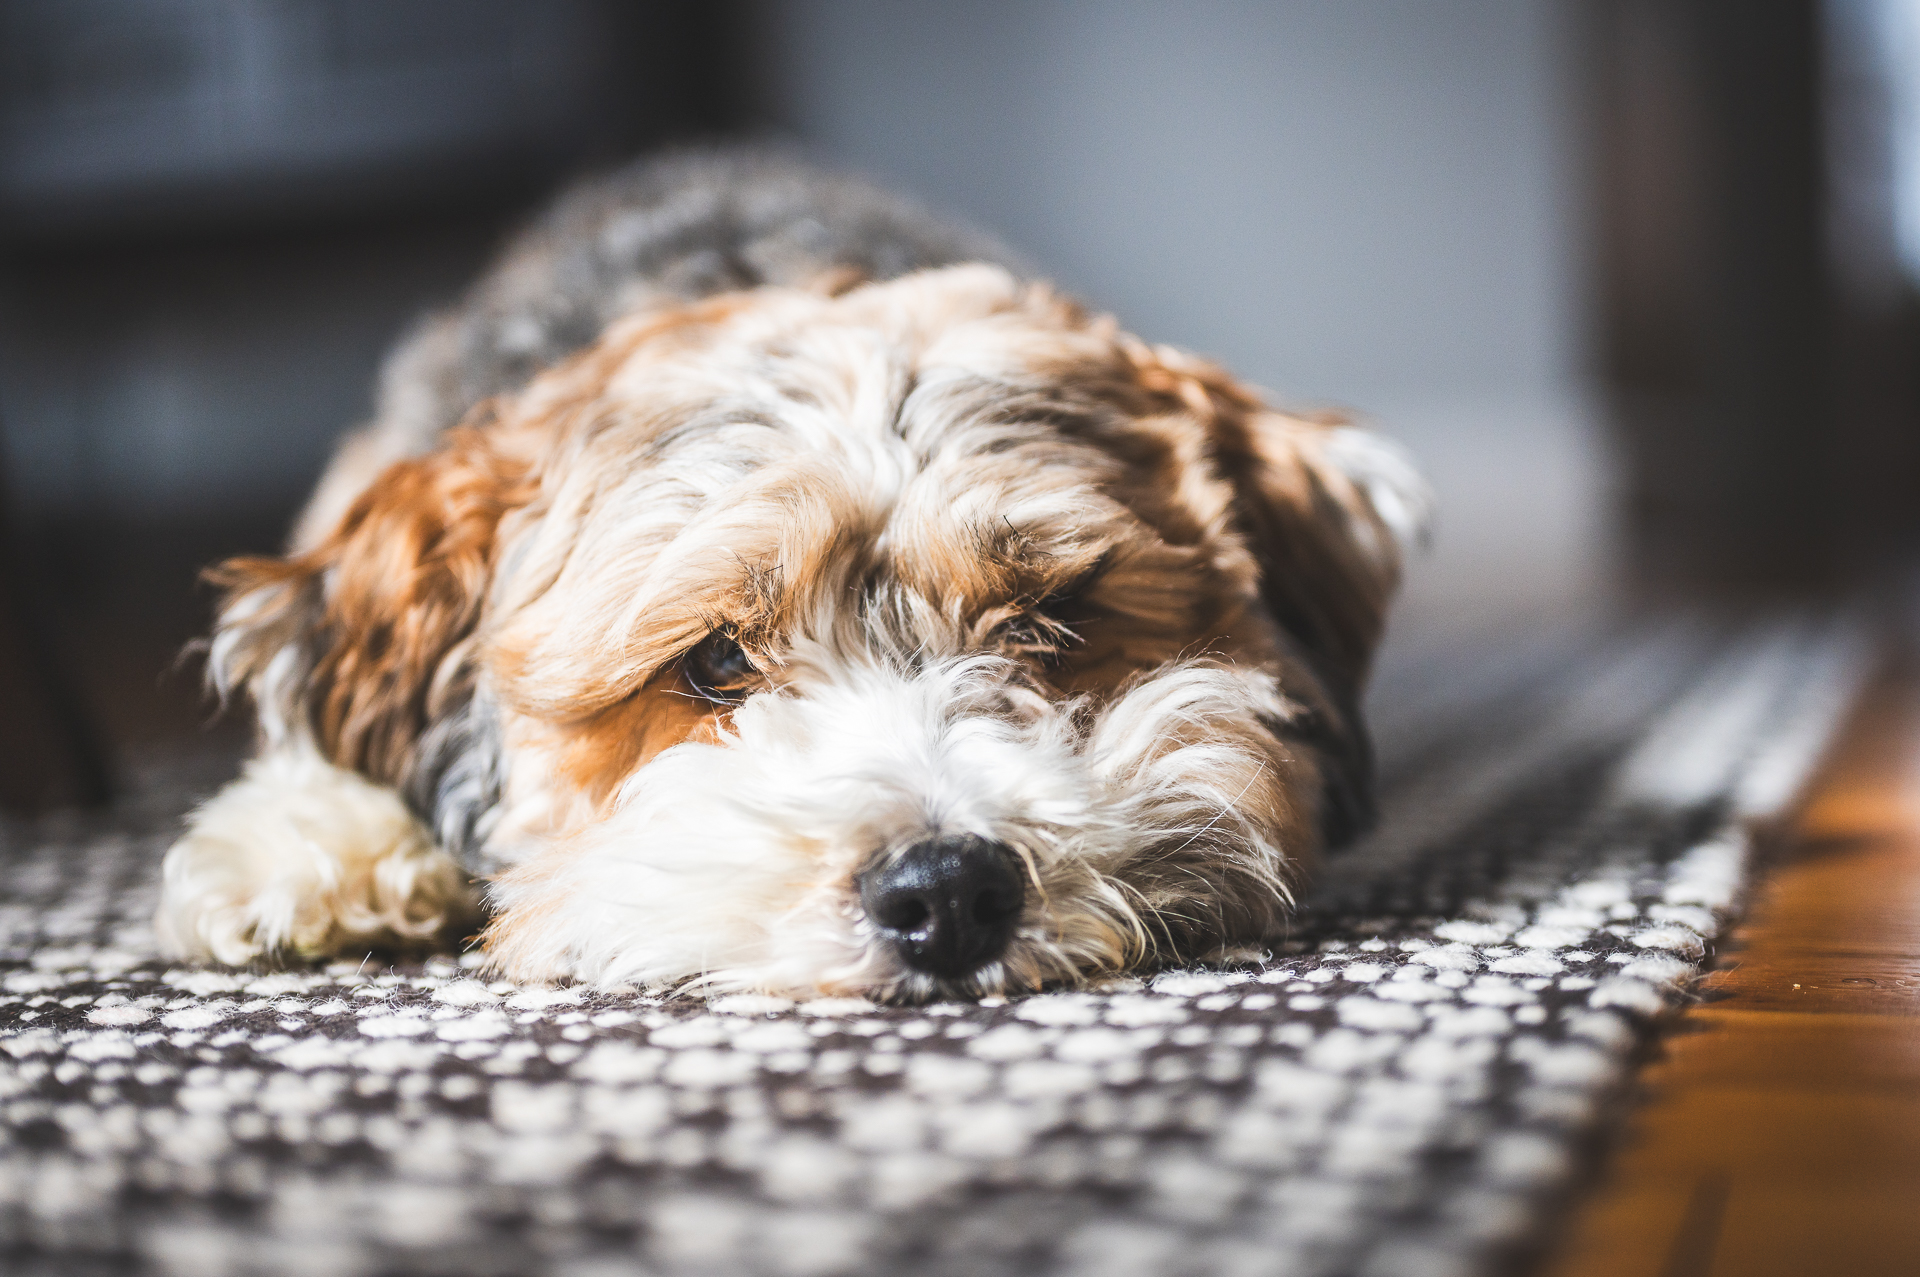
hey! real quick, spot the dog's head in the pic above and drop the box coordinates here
[212,265,1424,999]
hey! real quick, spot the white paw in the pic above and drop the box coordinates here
[155,751,474,965]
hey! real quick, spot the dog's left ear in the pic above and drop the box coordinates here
[207,425,533,786]
[1123,340,1431,845]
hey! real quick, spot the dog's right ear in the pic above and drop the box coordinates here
[206,425,533,787]
[1116,338,1431,848]
[1211,408,1430,697]
[1216,407,1430,849]
[1118,339,1429,695]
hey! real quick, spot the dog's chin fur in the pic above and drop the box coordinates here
[153,154,1426,1001]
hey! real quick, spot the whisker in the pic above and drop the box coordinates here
[1161,761,1267,859]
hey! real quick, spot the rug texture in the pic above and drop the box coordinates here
[0,619,1868,1277]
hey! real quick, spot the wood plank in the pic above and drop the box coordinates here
[1656,1010,1920,1088]
[1701,951,1920,1011]
[1550,1175,1920,1277]
[1709,1184,1920,1277]
[1537,661,1920,1277]
[1539,1182,1696,1277]
[1718,845,1920,953]
[1593,1089,1920,1181]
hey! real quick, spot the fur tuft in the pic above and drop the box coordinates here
[1323,426,1435,560]
[156,751,475,965]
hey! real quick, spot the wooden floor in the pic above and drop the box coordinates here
[1540,661,1920,1277]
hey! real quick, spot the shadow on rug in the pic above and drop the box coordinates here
[0,617,1870,1277]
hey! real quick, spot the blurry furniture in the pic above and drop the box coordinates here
[1592,0,1920,597]
[0,428,110,814]
[0,0,746,238]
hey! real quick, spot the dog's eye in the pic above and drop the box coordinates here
[1004,565,1107,662]
[683,631,759,703]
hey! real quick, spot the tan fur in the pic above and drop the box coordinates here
[213,424,536,784]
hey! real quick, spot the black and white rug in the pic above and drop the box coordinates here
[0,618,1869,1277]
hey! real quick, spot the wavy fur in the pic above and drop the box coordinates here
[155,152,1424,999]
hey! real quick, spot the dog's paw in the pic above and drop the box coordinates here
[156,751,474,965]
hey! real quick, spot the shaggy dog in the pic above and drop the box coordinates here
[155,152,1427,1001]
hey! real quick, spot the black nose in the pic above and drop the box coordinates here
[859,835,1026,979]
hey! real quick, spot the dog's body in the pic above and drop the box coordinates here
[156,151,1426,1001]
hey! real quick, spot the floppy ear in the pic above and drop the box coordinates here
[1121,339,1430,846]
[1212,407,1427,693]
[207,425,532,788]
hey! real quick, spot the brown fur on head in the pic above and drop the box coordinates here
[183,263,1423,998]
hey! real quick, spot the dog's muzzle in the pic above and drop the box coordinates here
[859,835,1026,979]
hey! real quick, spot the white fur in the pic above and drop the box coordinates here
[484,655,1306,997]
[1323,426,1435,560]
[155,751,473,965]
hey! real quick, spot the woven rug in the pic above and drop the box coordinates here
[0,618,1869,1277]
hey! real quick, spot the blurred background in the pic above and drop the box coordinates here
[1,0,1916,813]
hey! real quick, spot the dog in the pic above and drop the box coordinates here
[154,151,1427,1001]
